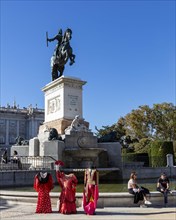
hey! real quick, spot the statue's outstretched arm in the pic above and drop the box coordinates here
[47,35,58,42]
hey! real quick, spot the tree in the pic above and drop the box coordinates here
[95,102,176,152]
[150,103,176,141]
[124,105,152,140]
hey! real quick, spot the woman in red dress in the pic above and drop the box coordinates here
[33,172,54,213]
[55,160,78,214]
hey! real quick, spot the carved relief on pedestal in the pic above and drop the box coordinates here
[47,95,61,115]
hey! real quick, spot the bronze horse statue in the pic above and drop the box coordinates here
[47,28,75,81]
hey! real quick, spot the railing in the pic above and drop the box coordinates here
[0,156,56,171]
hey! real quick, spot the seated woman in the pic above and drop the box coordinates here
[12,150,22,169]
[128,171,152,207]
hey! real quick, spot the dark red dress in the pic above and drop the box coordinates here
[56,171,78,214]
[34,172,54,213]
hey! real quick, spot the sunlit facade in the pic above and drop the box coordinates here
[0,104,44,148]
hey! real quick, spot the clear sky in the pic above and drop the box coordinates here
[0,0,175,132]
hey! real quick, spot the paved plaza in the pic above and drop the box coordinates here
[1,201,176,220]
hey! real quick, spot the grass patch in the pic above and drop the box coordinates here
[3,179,176,192]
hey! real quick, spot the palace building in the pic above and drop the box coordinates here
[0,104,44,149]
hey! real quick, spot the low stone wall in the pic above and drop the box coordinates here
[0,191,175,208]
[1,166,176,188]
[122,166,176,180]
[0,170,57,188]
[0,169,121,187]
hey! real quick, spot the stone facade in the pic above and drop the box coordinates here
[0,105,44,149]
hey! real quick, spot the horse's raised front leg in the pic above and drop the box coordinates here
[69,54,75,65]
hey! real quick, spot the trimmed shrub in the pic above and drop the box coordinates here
[149,141,174,167]
[122,151,149,166]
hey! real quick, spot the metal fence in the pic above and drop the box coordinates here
[0,154,175,171]
[0,156,56,171]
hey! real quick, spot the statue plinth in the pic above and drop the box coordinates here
[41,76,88,134]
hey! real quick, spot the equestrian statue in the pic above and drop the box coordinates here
[47,28,75,81]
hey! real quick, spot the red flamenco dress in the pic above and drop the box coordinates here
[34,172,54,213]
[83,168,99,215]
[55,161,78,214]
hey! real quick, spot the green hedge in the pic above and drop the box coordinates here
[149,141,174,167]
[122,150,149,166]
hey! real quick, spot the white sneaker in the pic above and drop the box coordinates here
[145,200,152,205]
[140,204,147,208]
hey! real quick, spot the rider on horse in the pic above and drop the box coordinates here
[47,28,75,81]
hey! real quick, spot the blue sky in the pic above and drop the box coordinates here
[0,0,175,132]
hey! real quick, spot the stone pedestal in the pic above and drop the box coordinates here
[40,140,65,161]
[41,76,87,134]
[29,137,39,156]
[11,145,29,157]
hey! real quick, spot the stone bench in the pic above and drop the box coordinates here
[93,191,176,207]
[1,191,175,207]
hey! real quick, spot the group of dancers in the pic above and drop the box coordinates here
[33,160,98,215]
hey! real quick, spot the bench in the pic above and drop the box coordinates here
[92,191,176,208]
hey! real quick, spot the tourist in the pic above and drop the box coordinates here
[157,172,171,206]
[55,160,78,214]
[128,171,152,207]
[12,150,22,169]
[1,149,8,163]
[83,165,99,215]
[33,171,54,213]
[12,150,19,163]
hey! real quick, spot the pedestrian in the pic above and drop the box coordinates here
[2,149,8,163]
[12,150,22,169]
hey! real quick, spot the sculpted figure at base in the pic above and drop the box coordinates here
[65,115,90,134]
[47,28,75,81]
[83,166,99,215]
[55,160,78,214]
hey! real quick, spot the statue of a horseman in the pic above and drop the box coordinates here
[47,28,75,81]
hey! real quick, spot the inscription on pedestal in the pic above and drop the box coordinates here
[68,95,78,111]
